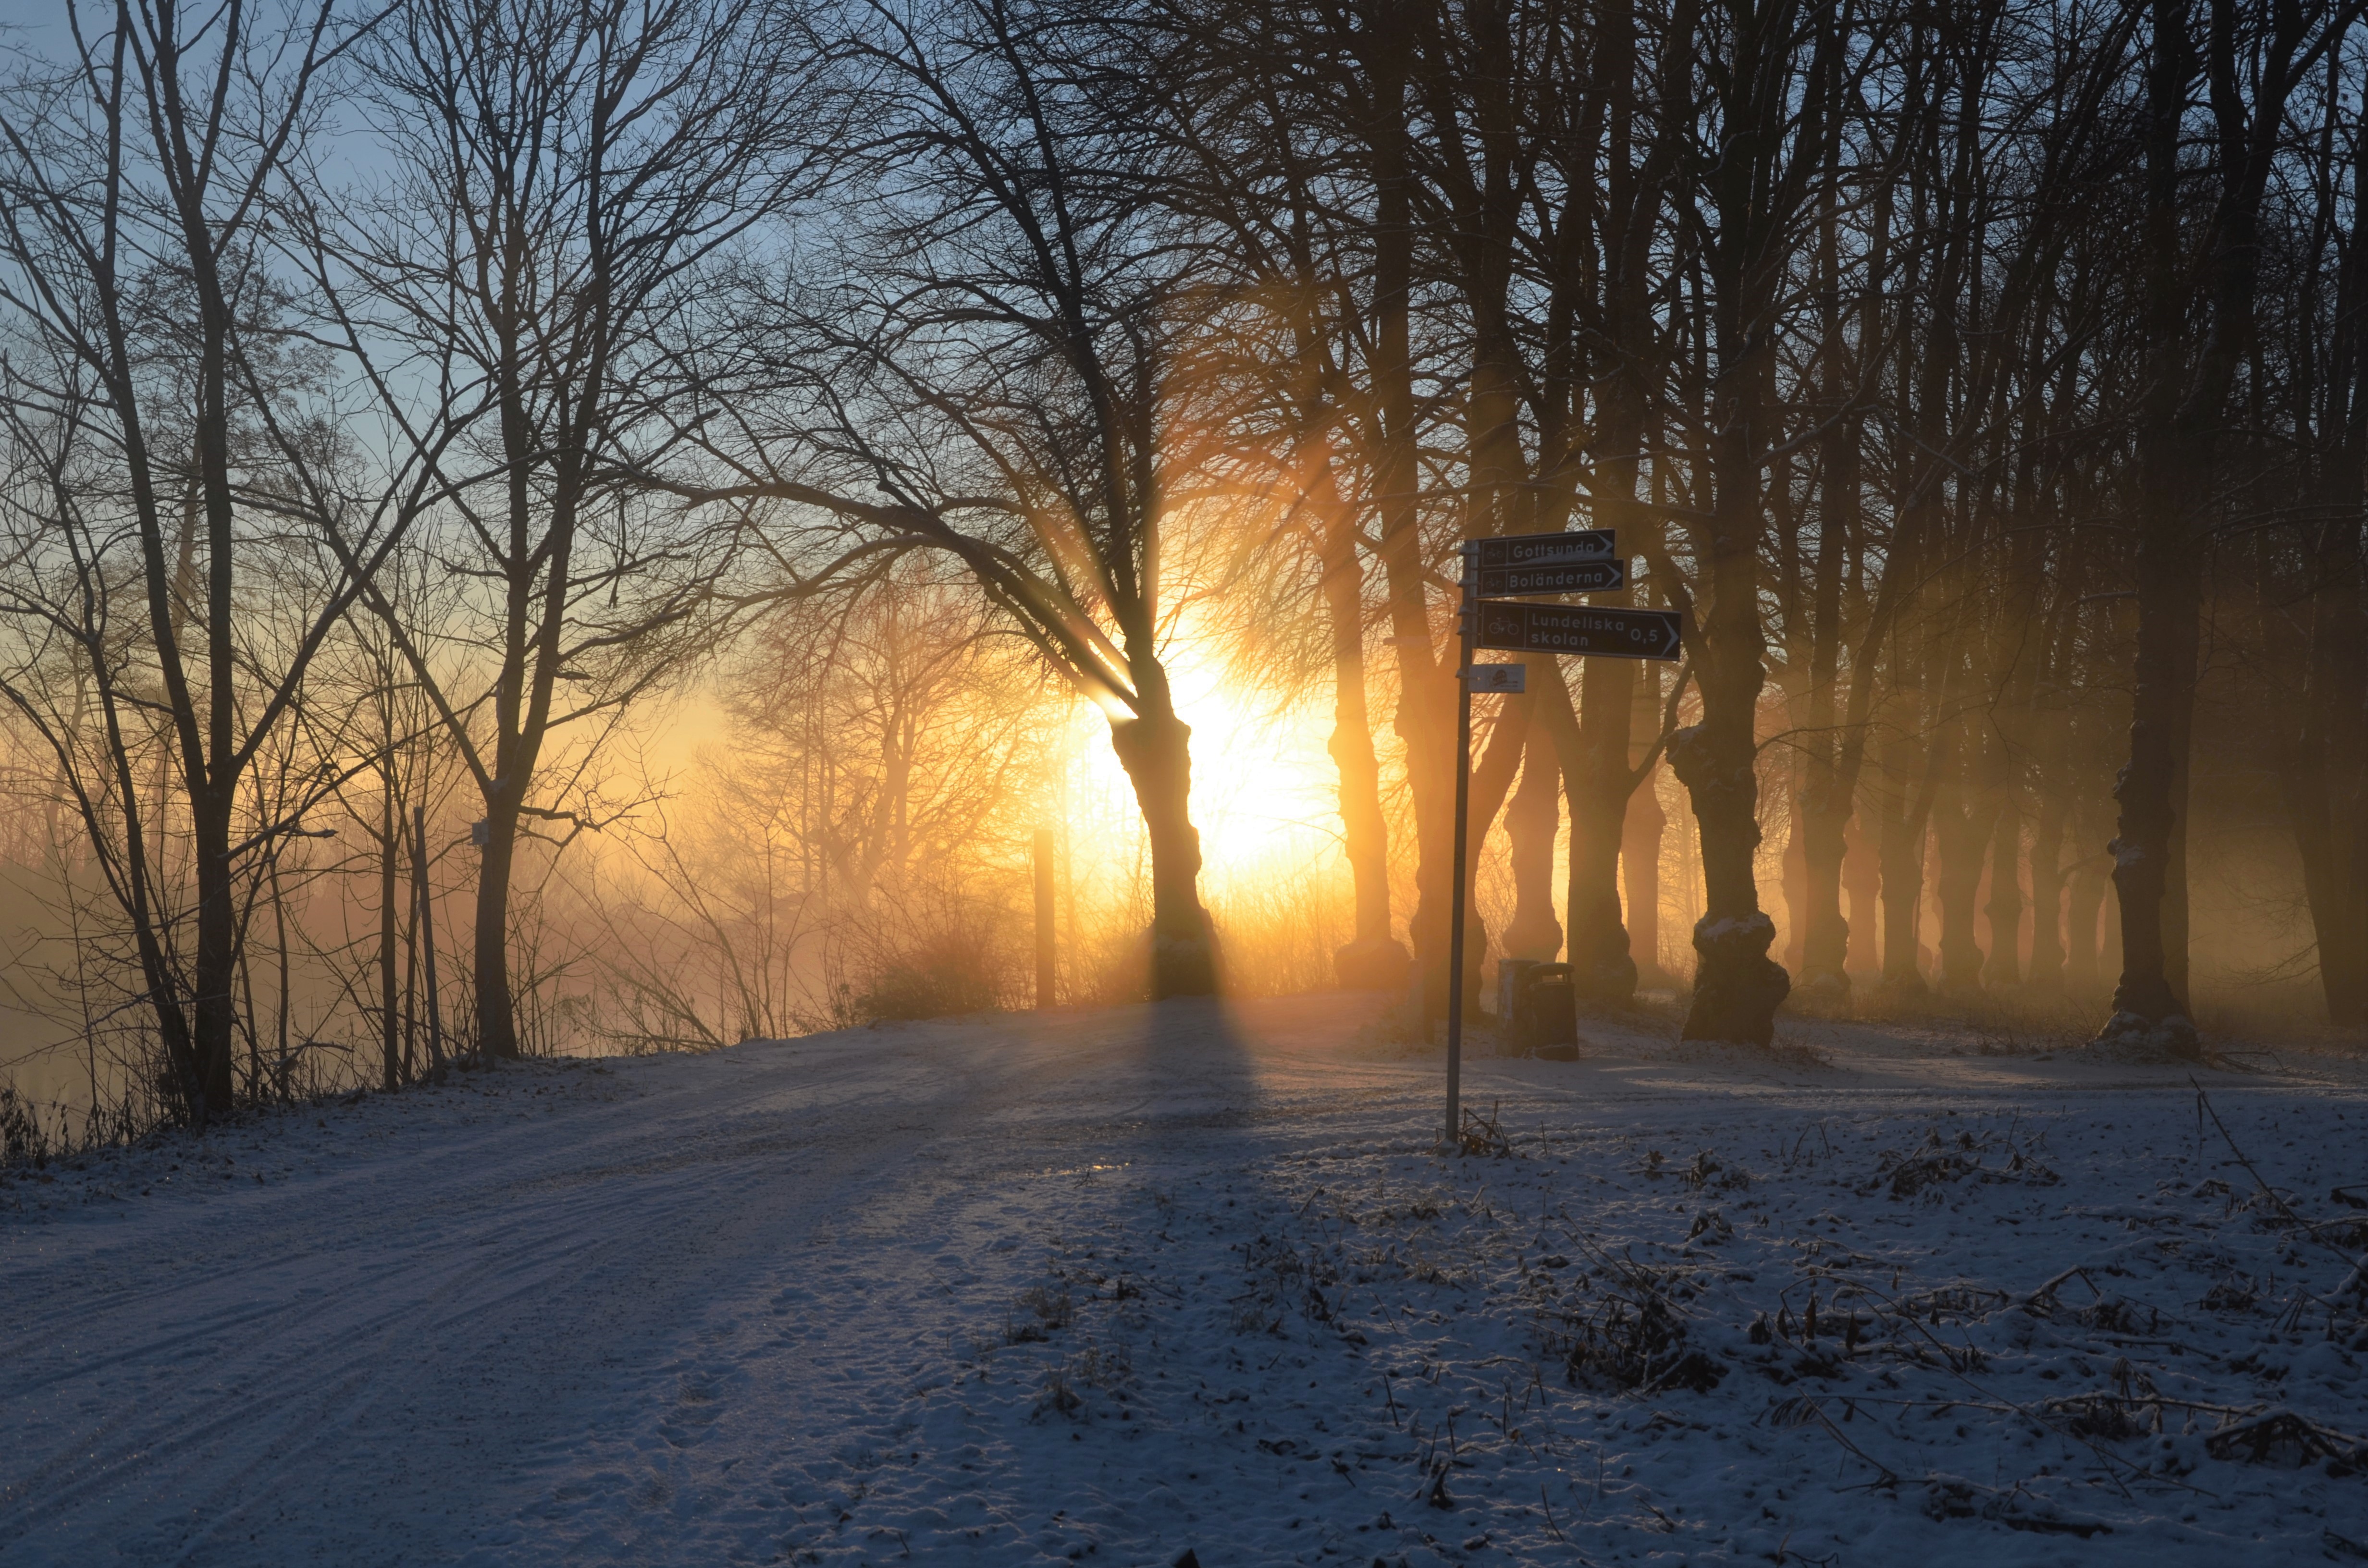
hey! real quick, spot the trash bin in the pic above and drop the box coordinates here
[1508,962,1579,1059]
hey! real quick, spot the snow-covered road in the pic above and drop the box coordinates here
[6,995,2368,1566]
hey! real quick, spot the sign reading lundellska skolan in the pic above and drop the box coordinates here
[1474,600,1681,661]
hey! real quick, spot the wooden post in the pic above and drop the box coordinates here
[1034,827,1057,1008]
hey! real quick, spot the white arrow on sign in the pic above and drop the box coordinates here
[1475,558,1627,599]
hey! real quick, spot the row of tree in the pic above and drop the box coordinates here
[1,0,2360,1128]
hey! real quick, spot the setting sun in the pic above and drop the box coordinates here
[1164,646,1345,894]
[1048,622,1356,983]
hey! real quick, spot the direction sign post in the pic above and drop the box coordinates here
[1474,601,1682,661]
[1444,543,1476,1151]
[1440,530,1679,1155]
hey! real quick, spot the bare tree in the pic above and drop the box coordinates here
[0,0,407,1126]
[1651,0,1852,1043]
[311,0,789,1056]
[1141,0,1416,992]
[2098,0,2355,1053]
[677,0,1228,996]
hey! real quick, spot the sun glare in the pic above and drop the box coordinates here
[1058,631,1345,918]
[1166,650,1342,898]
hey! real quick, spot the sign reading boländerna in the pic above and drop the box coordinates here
[1475,558,1627,597]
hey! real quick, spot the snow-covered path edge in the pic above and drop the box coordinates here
[5,995,2367,1567]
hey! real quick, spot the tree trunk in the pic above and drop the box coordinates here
[1555,0,1668,1009]
[1671,390,1788,1041]
[1670,509,1788,1036]
[1983,797,2023,987]
[1318,470,1408,991]
[1669,700,1786,1041]
[1501,730,1564,961]
[1034,828,1057,1006]
[2100,857,2124,984]
[1455,696,1530,1015]
[1842,809,1881,980]
[2026,795,2069,991]
[413,805,448,1078]
[1561,652,1640,1006]
[2104,516,2201,1041]
[1796,788,1848,1001]
[1672,0,1812,1047]
[2098,0,2314,1054]
[2288,88,2368,1025]
[2065,852,2108,992]
[1360,3,1457,1021]
[1395,662,1456,1020]
[186,257,244,1123]
[1549,530,1646,1008]
[1566,778,1635,1007]
[1624,766,1669,988]
[403,872,421,1083]
[2289,554,2368,1020]
[190,787,239,1119]
[474,800,522,1057]
[2282,330,2367,1023]
[1875,727,1930,993]
[274,861,291,1094]
[1793,123,1862,1007]
[1110,709,1220,997]
[1780,795,1809,976]
[382,776,402,1090]
[1930,745,1995,995]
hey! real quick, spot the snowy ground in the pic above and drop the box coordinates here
[6,994,2368,1567]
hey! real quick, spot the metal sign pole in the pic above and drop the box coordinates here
[1445,543,1477,1152]
[1440,527,1669,1150]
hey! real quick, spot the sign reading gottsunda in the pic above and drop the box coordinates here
[1473,529,1615,566]
[1474,601,1681,661]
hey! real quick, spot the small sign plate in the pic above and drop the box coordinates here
[1475,602,1681,661]
[1465,663,1527,693]
[1473,530,1615,568]
[1476,558,1626,599]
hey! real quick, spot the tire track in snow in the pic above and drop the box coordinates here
[1,1029,1073,1564]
